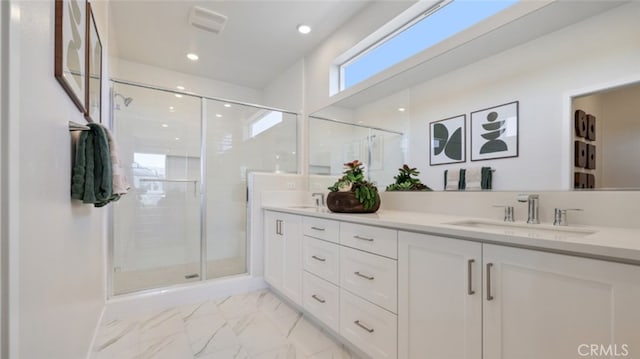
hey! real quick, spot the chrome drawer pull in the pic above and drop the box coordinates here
[467,259,475,295]
[354,271,375,280]
[354,320,374,333]
[311,226,325,231]
[311,255,326,262]
[311,294,326,303]
[353,235,374,242]
[486,263,494,301]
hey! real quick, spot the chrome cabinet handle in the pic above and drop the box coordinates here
[311,226,325,231]
[354,320,374,333]
[467,259,475,295]
[354,271,375,280]
[276,220,282,235]
[311,294,326,303]
[353,235,374,242]
[486,263,494,301]
[311,255,326,262]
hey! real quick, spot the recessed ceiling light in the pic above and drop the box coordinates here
[224,103,232,108]
[297,24,311,34]
[175,94,183,98]
[161,124,169,128]
[175,137,180,141]
[169,106,175,112]
[186,53,199,61]
[215,114,223,118]
[398,107,406,112]
[176,86,185,90]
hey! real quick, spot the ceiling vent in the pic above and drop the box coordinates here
[189,6,228,34]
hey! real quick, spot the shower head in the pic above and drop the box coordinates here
[114,93,133,107]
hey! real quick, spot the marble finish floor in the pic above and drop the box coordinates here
[91,289,362,359]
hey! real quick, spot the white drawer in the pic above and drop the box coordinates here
[302,272,340,334]
[303,217,339,243]
[303,236,340,285]
[340,246,397,313]
[340,222,398,259]
[340,289,397,359]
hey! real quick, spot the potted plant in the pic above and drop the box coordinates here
[327,160,380,213]
[386,164,432,191]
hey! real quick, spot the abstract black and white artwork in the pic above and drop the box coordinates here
[429,115,466,166]
[55,0,87,113]
[471,101,519,161]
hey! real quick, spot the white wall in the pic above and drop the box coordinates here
[5,1,107,358]
[295,2,640,191]
[0,1,6,356]
[112,58,263,105]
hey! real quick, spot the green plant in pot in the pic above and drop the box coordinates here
[327,160,380,213]
[386,164,433,191]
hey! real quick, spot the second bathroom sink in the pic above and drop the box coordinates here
[445,219,597,239]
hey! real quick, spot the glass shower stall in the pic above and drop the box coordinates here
[109,81,298,295]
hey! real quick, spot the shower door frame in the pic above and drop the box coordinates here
[107,79,300,298]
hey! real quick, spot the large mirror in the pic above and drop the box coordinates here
[309,1,638,191]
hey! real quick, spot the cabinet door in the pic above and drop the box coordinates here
[264,211,284,289]
[281,214,302,304]
[483,244,640,359]
[398,231,482,359]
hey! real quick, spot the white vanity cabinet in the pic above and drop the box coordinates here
[398,232,482,359]
[264,211,303,305]
[483,244,640,359]
[399,231,640,359]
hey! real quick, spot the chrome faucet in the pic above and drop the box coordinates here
[517,194,539,224]
[312,192,325,207]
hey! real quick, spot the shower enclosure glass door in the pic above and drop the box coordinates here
[204,99,297,279]
[110,81,298,295]
[111,82,202,295]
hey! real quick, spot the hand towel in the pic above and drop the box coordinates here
[465,167,482,190]
[444,169,459,191]
[101,124,130,197]
[481,167,493,190]
[459,168,466,190]
[71,123,114,207]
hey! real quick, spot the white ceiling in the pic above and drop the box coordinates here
[109,0,372,89]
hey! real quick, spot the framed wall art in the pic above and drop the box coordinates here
[86,2,102,123]
[471,101,519,161]
[55,0,87,113]
[429,115,466,165]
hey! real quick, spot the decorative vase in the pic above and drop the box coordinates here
[326,191,381,213]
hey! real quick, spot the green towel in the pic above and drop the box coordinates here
[71,130,89,200]
[481,167,493,190]
[459,169,466,190]
[71,123,114,207]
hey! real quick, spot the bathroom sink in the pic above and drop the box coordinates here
[445,220,597,239]
[288,205,330,213]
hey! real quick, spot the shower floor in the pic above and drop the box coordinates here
[113,256,246,295]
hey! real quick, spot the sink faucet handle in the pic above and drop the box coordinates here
[493,205,515,222]
[553,208,583,226]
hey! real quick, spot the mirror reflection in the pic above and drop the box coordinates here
[572,82,640,190]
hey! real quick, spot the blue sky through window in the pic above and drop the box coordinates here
[342,0,518,90]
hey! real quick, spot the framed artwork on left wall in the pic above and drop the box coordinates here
[86,2,102,123]
[54,0,88,113]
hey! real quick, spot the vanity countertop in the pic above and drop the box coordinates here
[263,205,640,265]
